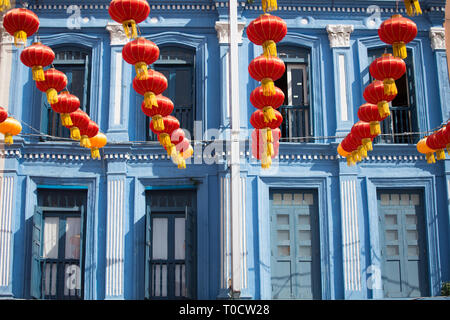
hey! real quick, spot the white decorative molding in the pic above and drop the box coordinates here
[106,178,125,297]
[0,176,14,287]
[219,175,230,290]
[338,54,349,121]
[326,24,354,48]
[429,27,446,51]
[215,20,246,44]
[340,179,362,292]
[106,22,128,46]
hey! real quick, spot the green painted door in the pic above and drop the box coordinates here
[270,190,321,299]
[377,190,429,298]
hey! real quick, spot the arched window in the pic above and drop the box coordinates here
[368,47,418,144]
[275,46,312,142]
[146,46,195,141]
[40,46,91,139]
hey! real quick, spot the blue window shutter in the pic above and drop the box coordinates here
[144,204,152,299]
[31,206,43,299]
[185,206,196,299]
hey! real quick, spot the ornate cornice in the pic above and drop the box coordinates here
[106,22,128,46]
[326,24,354,48]
[429,27,446,51]
[215,20,246,44]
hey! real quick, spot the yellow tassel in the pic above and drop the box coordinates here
[144,92,158,108]
[262,106,276,123]
[352,150,361,163]
[261,155,272,169]
[447,144,450,155]
[0,0,11,12]
[346,155,355,166]
[70,127,81,141]
[177,159,186,170]
[436,149,446,160]
[261,78,275,96]
[166,144,176,157]
[404,0,422,16]
[91,147,100,159]
[262,0,278,13]
[377,101,390,118]
[80,135,91,148]
[358,145,367,159]
[32,66,45,81]
[370,121,381,136]
[393,42,407,59]
[159,133,171,148]
[46,88,59,105]
[262,40,277,58]
[13,30,27,48]
[383,78,397,96]
[426,152,435,164]
[267,142,274,157]
[362,138,373,151]
[60,114,73,127]
[122,19,138,39]
[4,133,13,145]
[152,115,164,131]
[266,128,273,143]
[135,62,148,79]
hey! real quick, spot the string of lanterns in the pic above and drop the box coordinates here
[337,13,417,166]
[108,0,193,169]
[1,6,107,158]
[246,4,287,169]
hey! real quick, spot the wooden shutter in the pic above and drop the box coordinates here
[30,206,43,299]
[144,203,152,299]
[184,206,196,299]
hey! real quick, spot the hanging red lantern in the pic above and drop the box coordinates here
[88,132,107,159]
[248,55,285,96]
[65,109,90,141]
[417,137,436,163]
[20,42,55,81]
[357,103,389,135]
[35,68,68,105]
[340,133,362,166]
[133,70,168,109]
[369,53,406,96]
[108,0,151,39]
[160,128,185,158]
[151,115,180,148]
[79,120,99,149]
[122,37,160,79]
[2,8,39,47]
[426,130,447,160]
[0,0,11,12]
[0,107,7,124]
[252,128,281,161]
[443,123,450,154]
[351,121,378,158]
[378,15,417,59]
[261,0,278,13]
[363,80,397,118]
[250,85,285,123]
[172,137,192,169]
[140,95,174,131]
[246,14,287,58]
[50,91,81,127]
[0,117,21,145]
[404,0,422,17]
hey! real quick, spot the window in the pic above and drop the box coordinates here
[275,46,312,142]
[368,48,418,144]
[145,190,197,299]
[146,46,195,141]
[40,47,91,139]
[30,189,87,300]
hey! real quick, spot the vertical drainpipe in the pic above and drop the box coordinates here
[228,0,242,297]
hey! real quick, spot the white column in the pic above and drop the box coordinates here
[0,176,14,291]
[0,14,14,109]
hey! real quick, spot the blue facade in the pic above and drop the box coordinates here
[0,0,448,300]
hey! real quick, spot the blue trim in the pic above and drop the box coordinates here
[145,185,196,191]
[37,185,89,190]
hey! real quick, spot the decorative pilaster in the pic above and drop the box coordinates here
[327,25,355,136]
[429,27,450,121]
[105,23,131,142]
[0,14,14,110]
[0,176,15,296]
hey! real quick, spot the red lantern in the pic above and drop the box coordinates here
[133,70,168,108]
[351,121,378,158]
[246,14,287,58]
[65,109,90,141]
[426,130,447,160]
[122,37,159,79]
[363,80,397,118]
[443,123,450,154]
[159,128,185,158]
[404,0,422,17]
[140,95,174,131]
[35,69,68,105]
[250,109,282,165]
[20,42,55,81]
[79,120,99,149]
[357,103,388,135]
[369,53,406,96]
[0,107,7,124]
[417,137,435,163]
[2,8,39,47]
[378,15,417,59]
[89,132,107,159]
[341,133,362,166]
[248,55,285,96]
[151,115,180,148]
[250,85,285,123]
[50,92,81,127]
[171,137,192,169]
[108,0,151,39]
